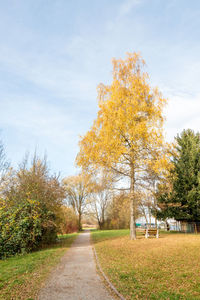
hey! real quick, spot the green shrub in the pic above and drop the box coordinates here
[0,199,57,258]
[0,155,66,258]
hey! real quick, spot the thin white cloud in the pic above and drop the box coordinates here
[0,96,75,143]
[0,43,98,101]
[164,91,200,141]
[119,0,142,17]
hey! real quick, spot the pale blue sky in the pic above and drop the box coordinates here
[0,0,200,176]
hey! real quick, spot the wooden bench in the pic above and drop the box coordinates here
[139,227,159,238]
[145,228,159,238]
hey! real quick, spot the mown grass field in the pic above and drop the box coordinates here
[92,229,200,300]
[0,233,78,300]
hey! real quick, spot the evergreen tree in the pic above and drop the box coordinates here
[157,129,200,221]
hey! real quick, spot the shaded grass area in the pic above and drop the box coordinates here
[0,233,78,300]
[92,229,129,243]
[92,230,200,300]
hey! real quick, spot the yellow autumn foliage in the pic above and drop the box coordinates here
[77,52,170,239]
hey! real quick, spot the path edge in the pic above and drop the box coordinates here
[37,233,80,300]
[92,246,126,300]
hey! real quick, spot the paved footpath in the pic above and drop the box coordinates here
[38,231,114,300]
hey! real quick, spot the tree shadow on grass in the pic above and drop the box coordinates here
[91,229,175,244]
[38,233,78,251]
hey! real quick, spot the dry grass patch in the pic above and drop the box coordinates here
[92,230,200,299]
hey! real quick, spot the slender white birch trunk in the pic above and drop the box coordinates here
[130,164,136,240]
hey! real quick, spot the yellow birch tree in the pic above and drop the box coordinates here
[76,52,168,239]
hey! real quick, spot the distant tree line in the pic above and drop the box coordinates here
[65,129,200,235]
[72,53,200,235]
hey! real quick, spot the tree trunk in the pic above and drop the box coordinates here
[144,211,148,225]
[130,164,136,240]
[194,222,197,234]
[153,180,158,229]
[148,206,151,226]
[78,212,82,231]
[101,207,105,230]
[98,220,103,230]
[130,197,136,239]
[155,215,158,228]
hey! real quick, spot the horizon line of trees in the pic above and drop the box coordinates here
[1,125,199,259]
[64,127,200,235]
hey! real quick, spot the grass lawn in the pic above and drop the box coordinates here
[92,229,200,300]
[0,233,78,300]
